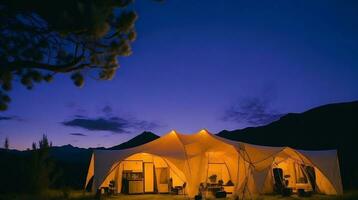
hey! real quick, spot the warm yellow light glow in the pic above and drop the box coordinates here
[87,129,343,197]
[198,129,208,135]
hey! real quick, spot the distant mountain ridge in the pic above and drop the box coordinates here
[109,131,159,150]
[217,101,357,149]
[0,131,159,189]
[217,100,358,189]
[0,131,159,155]
[0,131,160,161]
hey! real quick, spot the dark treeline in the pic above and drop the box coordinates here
[0,135,90,194]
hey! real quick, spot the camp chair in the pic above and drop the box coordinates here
[169,178,179,195]
[179,182,186,195]
[181,182,190,200]
[174,182,187,195]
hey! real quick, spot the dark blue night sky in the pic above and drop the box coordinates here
[1,0,358,149]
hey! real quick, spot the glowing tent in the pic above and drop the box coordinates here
[85,130,342,198]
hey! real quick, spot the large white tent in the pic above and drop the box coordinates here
[85,130,342,198]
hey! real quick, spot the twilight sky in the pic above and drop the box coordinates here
[1,0,358,150]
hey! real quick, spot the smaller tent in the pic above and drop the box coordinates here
[85,130,342,198]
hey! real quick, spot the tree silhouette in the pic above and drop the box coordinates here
[29,134,56,193]
[4,137,9,149]
[0,0,138,110]
[38,134,50,149]
[32,142,37,150]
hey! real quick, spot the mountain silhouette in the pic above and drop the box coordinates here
[217,100,358,189]
[109,131,159,150]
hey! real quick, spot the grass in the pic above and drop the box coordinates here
[105,194,188,200]
[1,190,358,200]
[253,190,358,200]
[105,190,358,200]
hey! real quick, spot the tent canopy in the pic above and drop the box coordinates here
[85,130,342,197]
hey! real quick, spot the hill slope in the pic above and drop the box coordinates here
[109,131,159,150]
[217,100,358,189]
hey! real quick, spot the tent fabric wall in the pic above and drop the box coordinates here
[84,130,343,198]
[299,150,343,195]
[85,153,94,190]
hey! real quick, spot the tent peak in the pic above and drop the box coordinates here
[198,129,210,134]
[167,129,211,136]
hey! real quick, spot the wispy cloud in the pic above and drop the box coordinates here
[63,117,131,133]
[222,97,284,126]
[62,105,161,134]
[0,115,23,122]
[69,133,87,137]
